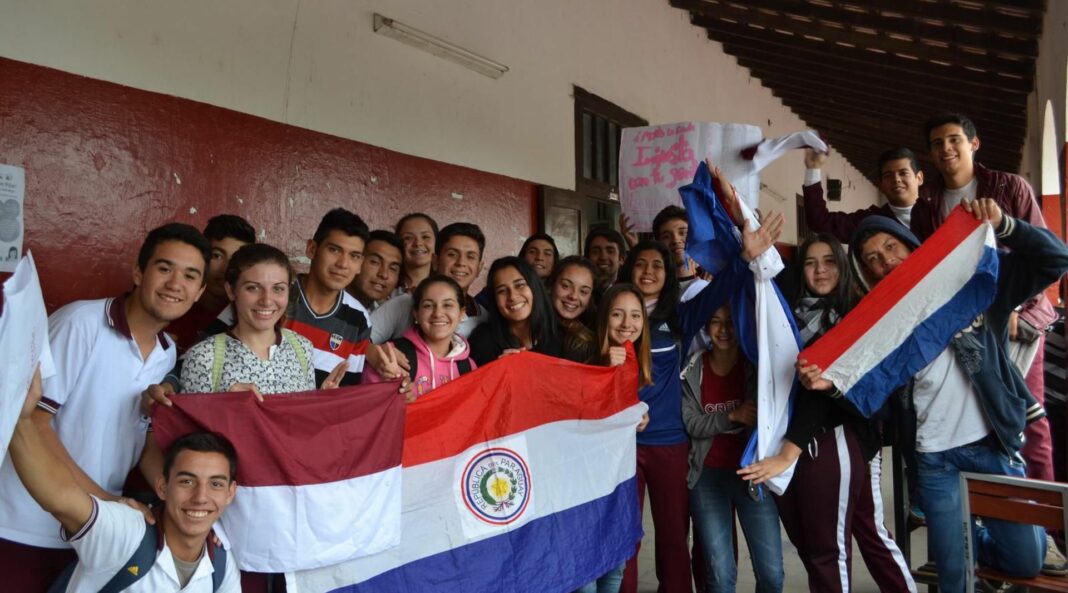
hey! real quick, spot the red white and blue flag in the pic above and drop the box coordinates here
[290,350,646,593]
[153,382,406,573]
[799,208,999,416]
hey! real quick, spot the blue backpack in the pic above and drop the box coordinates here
[48,519,227,592]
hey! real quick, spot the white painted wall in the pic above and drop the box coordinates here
[0,0,880,242]
[1021,1,1068,193]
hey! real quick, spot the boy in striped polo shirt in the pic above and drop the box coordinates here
[287,208,372,386]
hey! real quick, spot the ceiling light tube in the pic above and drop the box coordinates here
[373,13,509,79]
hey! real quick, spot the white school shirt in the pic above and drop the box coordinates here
[62,497,239,592]
[0,297,174,548]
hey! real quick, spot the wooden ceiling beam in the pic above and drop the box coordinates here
[700,19,1033,93]
[769,88,1026,148]
[670,0,1038,59]
[858,0,1045,24]
[735,56,1028,129]
[688,4,1032,77]
[718,37,1025,107]
[677,0,1041,35]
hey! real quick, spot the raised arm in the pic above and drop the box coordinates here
[9,369,95,536]
[801,149,887,242]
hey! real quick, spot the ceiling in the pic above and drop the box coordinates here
[671,0,1046,184]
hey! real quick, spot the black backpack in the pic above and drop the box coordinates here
[392,336,472,381]
[48,519,227,593]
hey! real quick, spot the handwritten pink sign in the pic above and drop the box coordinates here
[620,122,761,232]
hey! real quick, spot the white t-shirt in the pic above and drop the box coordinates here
[0,297,174,548]
[63,497,239,592]
[912,348,992,453]
[370,293,488,343]
[941,178,978,218]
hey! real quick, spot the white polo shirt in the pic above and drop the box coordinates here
[62,497,239,592]
[0,297,175,548]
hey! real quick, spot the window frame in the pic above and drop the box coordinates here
[573,86,647,203]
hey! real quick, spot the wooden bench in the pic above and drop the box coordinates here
[961,472,1068,593]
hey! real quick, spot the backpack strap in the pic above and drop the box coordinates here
[281,329,310,377]
[209,535,228,592]
[97,522,158,593]
[46,559,76,593]
[48,515,158,593]
[211,333,228,392]
[456,358,472,376]
[390,337,419,382]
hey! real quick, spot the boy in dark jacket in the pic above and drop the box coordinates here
[837,200,1068,593]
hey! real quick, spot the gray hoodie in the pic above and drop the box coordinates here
[680,347,756,489]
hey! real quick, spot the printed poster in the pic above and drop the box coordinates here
[0,164,25,274]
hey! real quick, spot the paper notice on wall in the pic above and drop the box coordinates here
[0,164,26,274]
[0,253,52,464]
[619,122,761,232]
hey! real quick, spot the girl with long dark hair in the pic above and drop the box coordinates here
[468,257,562,365]
[575,282,653,593]
[549,256,598,363]
[738,233,916,593]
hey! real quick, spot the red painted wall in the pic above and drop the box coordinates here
[1041,190,1065,306]
[0,57,537,311]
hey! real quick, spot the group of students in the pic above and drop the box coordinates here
[2,111,1068,593]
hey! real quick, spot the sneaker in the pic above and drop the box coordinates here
[1043,533,1068,576]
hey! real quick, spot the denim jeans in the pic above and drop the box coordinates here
[916,439,1045,593]
[575,564,624,593]
[690,467,784,593]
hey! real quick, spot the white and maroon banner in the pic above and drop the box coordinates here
[153,383,405,573]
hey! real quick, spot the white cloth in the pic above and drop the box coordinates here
[804,168,822,186]
[63,497,240,592]
[0,298,172,548]
[731,199,800,496]
[746,130,827,175]
[912,348,991,453]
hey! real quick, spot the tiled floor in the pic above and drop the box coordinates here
[634,447,928,592]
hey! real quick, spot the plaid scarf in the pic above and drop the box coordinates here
[794,295,839,346]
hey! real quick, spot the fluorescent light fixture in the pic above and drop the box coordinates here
[373,13,509,79]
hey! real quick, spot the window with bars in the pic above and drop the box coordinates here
[573,86,647,202]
